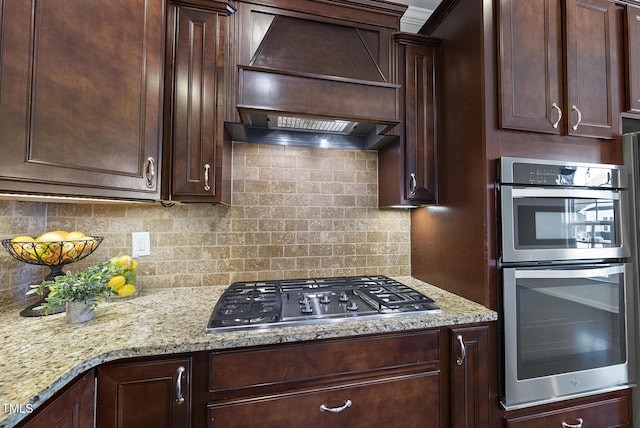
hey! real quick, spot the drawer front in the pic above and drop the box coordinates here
[209,330,439,391]
[505,396,631,428]
[209,372,440,428]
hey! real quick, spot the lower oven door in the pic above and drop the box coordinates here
[501,263,636,409]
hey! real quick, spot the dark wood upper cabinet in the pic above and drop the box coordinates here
[379,33,439,207]
[625,4,640,113]
[163,2,232,203]
[499,0,624,139]
[0,0,165,200]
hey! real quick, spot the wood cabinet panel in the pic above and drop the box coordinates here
[19,372,94,428]
[96,357,191,428]
[498,0,562,134]
[208,372,441,428]
[163,3,231,203]
[565,0,624,138]
[209,330,439,393]
[505,394,631,427]
[0,0,165,199]
[498,0,624,139]
[449,325,490,428]
[379,33,439,207]
[626,4,640,113]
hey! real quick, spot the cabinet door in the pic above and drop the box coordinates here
[404,41,437,204]
[96,358,191,428]
[449,325,490,428]
[0,0,164,200]
[504,393,631,427]
[165,5,230,203]
[626,4,640,113]
[499,0,563,134]
[208,372,440,428]
[379,34,438,208]
[565,0,624,138]
[20,372,94,428]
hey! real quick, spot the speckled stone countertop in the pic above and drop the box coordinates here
[0,276,496,427]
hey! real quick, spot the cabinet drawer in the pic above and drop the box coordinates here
[505,396,631,428]
[209,330,439,392]
[208,372,440,428]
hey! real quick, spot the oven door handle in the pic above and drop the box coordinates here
[514,264,625,279]
[509,186,621,200]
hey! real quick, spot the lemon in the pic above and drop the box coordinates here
[66,231,87,240]
[117,284,136,296]
[108,275,126,289]
[116,255,137,270]
[11,235,34,243]
[36,230,68,242]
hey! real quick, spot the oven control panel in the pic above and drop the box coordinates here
[500,157,626,189]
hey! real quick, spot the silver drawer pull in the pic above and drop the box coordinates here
[562,418,583,428]
[456,334,466,366]
[409,173,417,196]
[176,366,185,405]
[204,163,211,191]
[571,105,582,131]
[551,102,562,128]
[320,399,352,413]
[145,157,156,188]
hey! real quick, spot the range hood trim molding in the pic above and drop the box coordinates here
[236,65,401,126]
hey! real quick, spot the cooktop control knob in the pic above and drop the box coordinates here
[339,292,349,302]
[319,294,331,304]
[347,300,358,311]
[301,300,313,314]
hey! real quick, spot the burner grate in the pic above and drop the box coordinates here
[207,275,440,332]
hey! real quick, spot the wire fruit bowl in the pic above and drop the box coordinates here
[2,237,103,280]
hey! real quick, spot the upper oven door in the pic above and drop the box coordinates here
[500,186,630,263]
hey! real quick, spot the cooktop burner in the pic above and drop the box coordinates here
[206,275,441,332]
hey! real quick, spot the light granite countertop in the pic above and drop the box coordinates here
[0,276,496,427]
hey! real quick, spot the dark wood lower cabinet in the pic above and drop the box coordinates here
[96,357,192,428]
[449,325,490,428]
[16,321,634,428]
[18,371,94,428]
[504,390,632,428]
[208,373,440,428]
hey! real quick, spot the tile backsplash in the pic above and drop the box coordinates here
[0,143,411,308]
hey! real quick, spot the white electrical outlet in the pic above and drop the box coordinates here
[131,232,151,257]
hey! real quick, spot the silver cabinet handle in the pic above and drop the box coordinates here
[409,173,417,196]
[562,418,583,428]
[571,105,582,131]
[456,334,466,366]
[175,366,185,405]
[320,399,352,413]
[203,163,211,191]
[551,102,562,129]
[145,157,156,188]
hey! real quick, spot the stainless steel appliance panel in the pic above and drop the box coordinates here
[502,263,636,409]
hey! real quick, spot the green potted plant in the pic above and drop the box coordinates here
[27,261,119,323]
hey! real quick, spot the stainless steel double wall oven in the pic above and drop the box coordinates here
[498,157,636,409]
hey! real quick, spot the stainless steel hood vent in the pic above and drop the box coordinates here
[225,8,404,150]
[268,115,359,135]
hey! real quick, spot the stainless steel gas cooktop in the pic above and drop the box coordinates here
[206,275,441,332]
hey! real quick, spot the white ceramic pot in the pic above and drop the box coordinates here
[65,301,94,323]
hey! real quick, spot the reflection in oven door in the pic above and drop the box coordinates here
[500,186,629,263]
[501,264,635,409]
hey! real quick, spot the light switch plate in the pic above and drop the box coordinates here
[131,232,151,257]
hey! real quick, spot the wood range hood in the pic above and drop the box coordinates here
[226,12,402,150]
